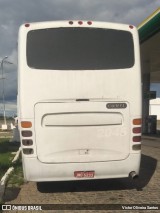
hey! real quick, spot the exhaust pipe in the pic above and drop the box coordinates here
[129,171,138,180]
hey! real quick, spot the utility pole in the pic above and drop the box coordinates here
[0,56,13,129]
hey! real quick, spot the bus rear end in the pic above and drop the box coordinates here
[18,21,141,181]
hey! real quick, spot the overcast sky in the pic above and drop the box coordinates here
[0,0,160,116]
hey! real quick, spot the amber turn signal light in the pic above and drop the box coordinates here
[21,121,32,128]
[133,119,142,125]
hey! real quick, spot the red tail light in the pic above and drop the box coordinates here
[133,136,141,142]
[78,21,83,25]
[25,23,30,27]
[22,139,33,146]
[133,127,141,134]
[129,25,134,29]
[69,21,73,25]
[87,21,92,25]
[21,131,32,137]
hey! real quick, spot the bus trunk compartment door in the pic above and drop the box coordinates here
[34,101,130,163]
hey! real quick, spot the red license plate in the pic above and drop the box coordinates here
[74,171,95,178]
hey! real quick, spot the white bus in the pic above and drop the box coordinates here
[18,20,142,182]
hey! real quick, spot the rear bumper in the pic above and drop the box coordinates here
[23,153,141,182]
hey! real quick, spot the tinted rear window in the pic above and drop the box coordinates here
[27,27,134,70]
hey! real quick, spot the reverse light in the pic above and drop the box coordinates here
[23,148,34,155]
[21,121,32,128]
[132,144,141,151]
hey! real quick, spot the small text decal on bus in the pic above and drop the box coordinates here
[106,103,127,109]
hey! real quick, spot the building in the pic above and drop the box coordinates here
[150,98,160,120]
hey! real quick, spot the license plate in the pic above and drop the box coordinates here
[74,171,95,178]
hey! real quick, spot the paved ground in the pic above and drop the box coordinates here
[3,137,160,213]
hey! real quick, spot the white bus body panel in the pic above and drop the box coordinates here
[23,154,141,181]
